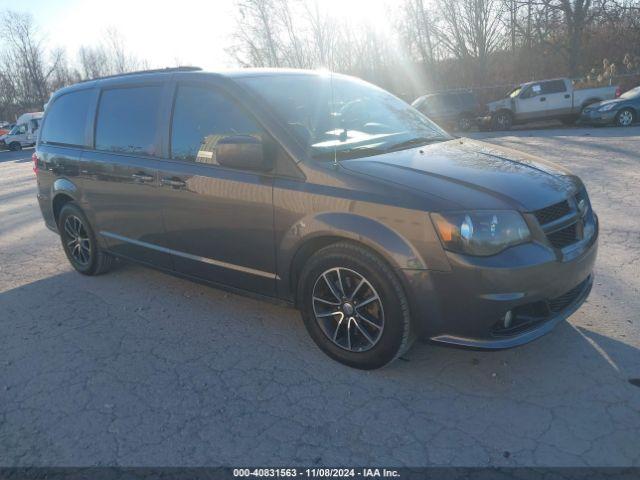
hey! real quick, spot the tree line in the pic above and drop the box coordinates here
[1,1,639,121]
[0,11,146,121]
[228,0,640,101]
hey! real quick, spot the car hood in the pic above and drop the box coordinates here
[586,97,627,110]
[340,138,581,212]
[487,98,513,112]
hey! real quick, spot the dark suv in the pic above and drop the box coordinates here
[412,90,482,131]
[35,68,598,369]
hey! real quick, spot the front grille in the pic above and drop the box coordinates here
[548,279,589,313]
[534,200,571,225]
[547,223,578,248]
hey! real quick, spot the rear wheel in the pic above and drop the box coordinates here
[58,202,114,275]
[298,242,413,369]
[615,108,635,127]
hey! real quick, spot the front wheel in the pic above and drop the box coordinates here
[58,202,114,275]
[457,115,474,132]
[297,242,413,369]
[615,108,635,127]
[492,111,513,131]
[9,142,21,151]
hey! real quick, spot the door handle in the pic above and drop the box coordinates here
[161,177,186,188]
[540,97,546,102]
[131,172,154,183]
[564,94,571,99]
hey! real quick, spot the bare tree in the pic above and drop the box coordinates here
[435,0,507,82]
[0,10,59,109]
[542,0,607,76]
[229,0,282,67]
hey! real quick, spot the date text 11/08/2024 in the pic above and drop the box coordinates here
[232,468,400,478]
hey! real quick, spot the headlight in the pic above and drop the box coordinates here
[598,103,616,112]
[431,211,531,256]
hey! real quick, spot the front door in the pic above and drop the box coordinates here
[157,82,276,295]
[515,84,548,120]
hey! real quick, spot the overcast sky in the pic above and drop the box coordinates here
[5,0,392,71]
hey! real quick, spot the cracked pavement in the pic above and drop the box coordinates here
[1,126,639,467]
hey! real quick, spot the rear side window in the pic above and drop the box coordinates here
[541,80,567,94]
[41,90,93,146]
[95,86,162,156]
[170,85,261,165]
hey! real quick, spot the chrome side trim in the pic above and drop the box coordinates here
[100,231,279,280]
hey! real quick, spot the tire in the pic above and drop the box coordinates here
[297,242,413,369]
[9,142,21,151]
[457,115,474,132]
[492,111,513,131]
[615,108,635,127]
[58,202,114,276]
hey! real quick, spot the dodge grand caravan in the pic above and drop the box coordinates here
[35,67,598,369]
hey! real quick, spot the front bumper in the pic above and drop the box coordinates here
[402,213,598,349]
[577,109,617,125]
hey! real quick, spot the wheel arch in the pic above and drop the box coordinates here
[619,105,637,115]
[51,178,80,225]
[279,212,427,303]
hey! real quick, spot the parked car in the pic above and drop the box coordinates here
[35,68,598,369]
[0,112,42,150]
[487,78,620,130]
[0,122,13,136]
[578,85,640,127]
[412,90,482,131]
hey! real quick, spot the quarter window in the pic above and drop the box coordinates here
[41,89,93,146]
[170,85,261,165]
[95,86,162,156]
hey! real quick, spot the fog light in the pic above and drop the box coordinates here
[503,310,513,329]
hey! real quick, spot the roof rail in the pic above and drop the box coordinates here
[79,66,203,83]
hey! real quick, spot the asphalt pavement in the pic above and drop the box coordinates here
[1,128,639,467]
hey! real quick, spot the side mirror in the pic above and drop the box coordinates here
[216,135,272,171]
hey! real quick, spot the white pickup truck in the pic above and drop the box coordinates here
[487,78,620,130]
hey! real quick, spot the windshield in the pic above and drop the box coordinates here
[238,74,450,160]
[620,86,640,99]
[508,87,522,98]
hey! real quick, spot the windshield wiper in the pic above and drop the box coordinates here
[312,145,387,161]
[383,136,446,153]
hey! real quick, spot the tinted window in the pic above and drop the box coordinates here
[541,80,566,94]
[95,86,162,155]
[171,85,261,164]
[41,90,92,146]
[458,92,476,108]
[521,85,541,99]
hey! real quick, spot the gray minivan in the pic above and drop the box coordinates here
[35,67,598,369]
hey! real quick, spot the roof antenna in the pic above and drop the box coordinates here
[329,71,339,169]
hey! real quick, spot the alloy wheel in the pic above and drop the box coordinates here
[458,117,472,131]
[618,110,634,126]
[497,113,511,129]
[63,215,92,266]
[312,267,385,352]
